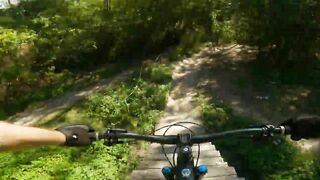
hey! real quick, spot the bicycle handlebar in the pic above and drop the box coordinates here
[89,125,291,145]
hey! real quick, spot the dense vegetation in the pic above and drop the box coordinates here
[1,0,319,118]
[0,0,212,118]
[199,96,320,179]
[0,63,172,179]
[1,0,320,179]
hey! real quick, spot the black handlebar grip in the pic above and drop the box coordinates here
[283,125,292,134]
[88,132,103,141]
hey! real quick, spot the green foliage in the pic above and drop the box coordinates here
[210,0,236,43]
[1,0,219,70]
[0,65,121,120]
[0,0,214,118]
[248,60,320,89]
[86,80,167,130]
[0,28,37,117]
[30,0,103,69]
[86,65,171,133]
[232,0,320,65]
[200,99,229,131]
[0,63,172,179]
[0,143,136,180]
[0,28,36,82]
[199,97,320,179]
[1,0,319,118]
[0,16,16,27]
[141,61,172,84]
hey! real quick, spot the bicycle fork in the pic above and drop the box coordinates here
[162,145,208,180]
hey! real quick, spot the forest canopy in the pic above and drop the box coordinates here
[0,0,319,118]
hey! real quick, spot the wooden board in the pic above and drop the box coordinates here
[130,166,238,180]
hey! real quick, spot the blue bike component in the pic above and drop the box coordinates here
[92,125,289,179]
[162,166,172,175]
[162,166,174,180]
[197,165,208,174]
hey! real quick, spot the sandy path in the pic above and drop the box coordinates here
[130,48,241,179]
[8,70,133,126]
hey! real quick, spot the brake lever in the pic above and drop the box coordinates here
[261,125,275,137]
[103,128,127,146]
[250,125,283,145]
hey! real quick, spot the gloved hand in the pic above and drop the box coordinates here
[56,125,95,146]
[281,115,320,141]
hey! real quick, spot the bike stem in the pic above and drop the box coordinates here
[176,134,194,179]
[162,134,207,180]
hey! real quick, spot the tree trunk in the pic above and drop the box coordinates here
[104,0,111,11]
[7,0,12,7]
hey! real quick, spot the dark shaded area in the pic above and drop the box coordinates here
[191,45,320,179]
[0,0,216,119]
[190,45,320,124]
[1,0,320,121]
[1,0,215,72]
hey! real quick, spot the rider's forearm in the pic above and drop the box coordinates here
[0,122,66,151]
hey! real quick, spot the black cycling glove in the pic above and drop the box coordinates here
[56,125,95,146]
[281,114,320,141]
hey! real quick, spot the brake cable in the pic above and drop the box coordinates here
[154,121,205,168]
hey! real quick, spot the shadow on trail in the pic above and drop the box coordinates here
[191,45,320,125]
[188,44,320,156]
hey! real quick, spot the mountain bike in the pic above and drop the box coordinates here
[88,123,291,180]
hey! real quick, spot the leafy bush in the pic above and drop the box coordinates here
[0,28,36,115]
[199,96,320,179]
[231,0,320,65]
[0,28,36,82]
[0,67,104,119]
[2,0,220,70]
[86,79,170,133]
[200,99,229,131]
[30,0,103,70]
[0,0,212,118]
[141,61,172,83]
[0,143,136,180]
[1,0,319,118]
[0,63,172,179]
[86,63,171,133]
[210,0,237,43]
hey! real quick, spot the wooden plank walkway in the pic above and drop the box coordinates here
[130,113,242,179]
[130,51,243,179]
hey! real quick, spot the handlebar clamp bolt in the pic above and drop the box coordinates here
[181,168,191,178]
[183,147,190,152]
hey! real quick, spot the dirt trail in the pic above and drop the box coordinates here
[192,44,320,154]
[130,48,242,179]
[193,44,272,123]
[8,70,133,126]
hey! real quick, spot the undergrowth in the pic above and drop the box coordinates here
[0,144,133,180]
[0,64,124,120]
[0,62,172,179]
[198,96,320,179]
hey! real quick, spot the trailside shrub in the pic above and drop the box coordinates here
[0,28,36,113]
[86,63,171,133]
[30,0,102,70]
[0,0,209,118]
[231,0,320,66]
[0,143,136,180]
[200,100,229,131]
[4,0,219,70]
[141,62,172,84]
[0,28,36,82]
[199,96,320,179]
[0,62,172,179]
[86,79,170,133]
